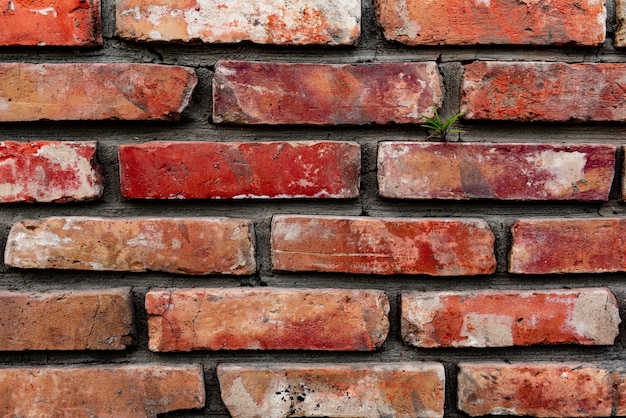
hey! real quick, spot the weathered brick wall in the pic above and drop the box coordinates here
[2,0,626,416]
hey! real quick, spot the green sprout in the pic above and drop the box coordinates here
[420,106,465,142]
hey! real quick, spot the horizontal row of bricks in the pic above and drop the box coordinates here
[6,61,626,123]
[3,0,623,47]
[4,361,625,417]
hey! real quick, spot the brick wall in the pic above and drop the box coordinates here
[2,0,626,416]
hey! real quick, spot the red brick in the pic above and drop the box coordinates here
[402,288,620,348]
[116,0,360,45]
[458,362,618,416]
[509,218,626,274]
[0,141,102,203]
[272,215,496,275]
[213,60,442,125]
[119,141,360,199]
[0,288,134,351]
[217,362,445,418]
[0,63,196,122]
[5,217,255,275]
[379,142,615,201]
[462,62,626,122]
[376,0,605,46]
[0,364,205,417]
[0,0,101,47]
[146,288,389,351]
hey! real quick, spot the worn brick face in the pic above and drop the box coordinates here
[272,215,496,275]
[213,60,442,125]
[378,142,615,201]
[402,288,620,348]
[0,63,197,122]
[120,141,360,199]
[4,217,255,275]
[376,0,605,46]
[217,362,445,418]
[0,0,101,46]
[616,0,626,46]
[0,141,103,203]
[509,218,626,274]
[462,62,626,122]
[0,365,205,417]
[146,288,389,351]
[116,0,360,45]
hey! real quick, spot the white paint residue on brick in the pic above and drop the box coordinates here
[126,231,166,249]
[30,7,57,17]
[527,150,587,195]
[458,313,514,347]
[146,5,168,25]
[568,291,620,344]
[406,295,443,326]
[0,98,9,111]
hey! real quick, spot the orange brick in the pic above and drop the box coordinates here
[146,288,389,351]
[218,362,445,417]
[5,217,255,275]
[213,60,442,125]
[0,63,196,122]
[271,215,496,275]
[0,365,205,417]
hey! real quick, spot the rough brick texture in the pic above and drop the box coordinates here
[0,288,134,351]
[378,142,615,201]
[462,62,626,122]
[116,0,360,45]
[510,218,626,274]
[0,0,102,47]
[0,365,205,417]
[272,215,496,275]
[0,141,102,203]
[0,63,197,122]
[617,0,626,45]
[402,288,620,348]
[5,217,255,275]
[217,362,445,418]
[146,288,389,351]
[213,60,442,125]
[120,141,360,199]
[376,0,605,46]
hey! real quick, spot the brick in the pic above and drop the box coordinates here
[616,0,626,46]
[213,60,442,125]
[0,0,101,47]
[120,141,360,199]
[458,362,621,417]
[462,62,626,122]
[146,288,389,351]
[0,63,197,122]
[217,362,445,418]
[272,215,496,275]
[5,217,255,275]
[116,0,360,45]
[0,141,102,203]
[402,288,620,348]
[509,218,626,274]
[379,142,615,201]
[0,364,204,417]
[0,288,134,351]
[376,0,605,46]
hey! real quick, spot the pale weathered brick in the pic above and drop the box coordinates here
[378,142,615,201]
[462,62,626,122]
[271,215,496,275]
[116,0,360,45]
[0,63,196,122]
[218,362,445,418]
[213,60,442,125]
[509,218,626,274]
[5,217,255,275]
[146,288,389,351]
[0,141,103,203]
[616,0,626,46]
[0,365,205,417]
[0,0,101,46]
[120,141,360,199]
[376,0,605,46]
[0,288,134,351]
[402,288,620,348]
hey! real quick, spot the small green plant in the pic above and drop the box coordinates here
[420,106,465,142]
